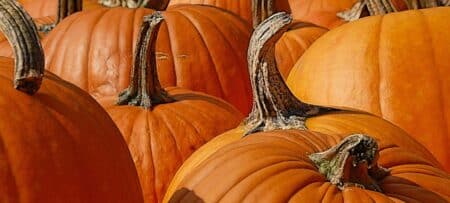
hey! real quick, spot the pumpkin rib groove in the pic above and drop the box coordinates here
[419,10,450,145]
[86,9,114,93]
[168,103,209,144]
[167,10,225,98]
[376,16,385,117]
[145,110,160,203]
[44,13,80,71]
[220,160,307,202]
[172,9,226,99]
[160,23,178,85]
[385,194,421,203]
[279,39,296,71]
[154,109,185,161]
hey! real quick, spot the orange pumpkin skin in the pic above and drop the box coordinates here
[275,22,328,79]
[0,58,144,202]
[42,5,253,114]
[164,112,446,202]
[287,7,450,171]
[288,0,357,29]
[99,87,243,203]
[168,125,450,202]
[167,0,290,25]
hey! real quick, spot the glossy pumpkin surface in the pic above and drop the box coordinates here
[287,7,450,171]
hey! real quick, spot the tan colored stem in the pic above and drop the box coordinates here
[0,0,44,94]
[338,0,446,22]
[99,0,169,9]
[117,12,174,109]
[244,12,332,135]
[309,134,390,192]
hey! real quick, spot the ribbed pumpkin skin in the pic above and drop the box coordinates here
[167,0,291,25]
[100,87,243,203]
[287,8,450,171]
[42,5,253,114]
[166,112,450,203]
[0,58,143,203]
[275,22,328,79]
[288,0,357,29]
[164,112,442,202]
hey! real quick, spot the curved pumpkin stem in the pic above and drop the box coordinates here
[337,0,444,22]
[252,0,274,28]
[244,12,332,135]
[39,0,83,33]
[117,12,174,109]
[99,0,169,10]
[0,1,44,95]
[309,134,390,192]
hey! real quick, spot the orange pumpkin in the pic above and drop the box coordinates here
[275,21,328,79]
[164,12,449,203]
[0,1,143,202]
[99,12,244,203]
[43,5,253,114]
[287,7,450,171]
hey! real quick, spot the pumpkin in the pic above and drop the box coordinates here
[0,1,143,202]
[0,0,102,57]
[287,7,450,171]
[99,12,244,203]
[164,12,450,202]
[275,21,328,79]
[43,4,253,114]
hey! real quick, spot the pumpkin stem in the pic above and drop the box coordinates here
[117,12,174,109]
[337,0,445,21]
[244,12,332,135]
[309,134,390,192]
[39,0,83,33]
[252,0,274,28]
[99,0,169,10]
[0,1,44,95]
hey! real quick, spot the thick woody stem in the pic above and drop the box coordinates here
[244,12,332,135]
[117,12,174,109]
[309,134,390,192]
[0,0,44,94]
[99,0,169,9]
[39,0,83,33]
[252,0,274,28]
[338,0,446,22]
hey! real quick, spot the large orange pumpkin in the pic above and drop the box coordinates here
[164,12,449,202]
[287,7,450,172]
[0,1,143,202]
[99,12,244,203]
[43,5,253,114]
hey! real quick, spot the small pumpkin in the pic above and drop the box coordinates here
[43,4,253,114]
[0,1,143,202]
[164,12,450,202]
[99,12,244,203]
[287,7,450,171]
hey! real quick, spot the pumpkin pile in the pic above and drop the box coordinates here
[1,0,449,202]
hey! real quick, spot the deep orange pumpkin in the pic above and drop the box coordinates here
[99,12,244,203]
[287,7,450,171]
[164,12,450,203]
[43,5,253,114]
[0,2,143,202]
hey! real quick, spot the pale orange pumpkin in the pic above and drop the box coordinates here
[287,7,450,171]
[164,12,449,203]
[0,2,143,202]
